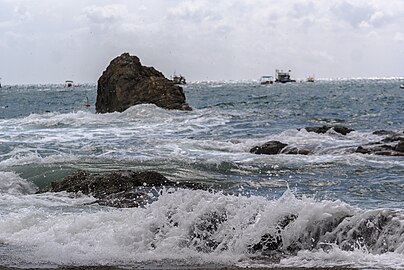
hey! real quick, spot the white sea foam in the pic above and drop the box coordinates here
[0,171,37,195]
[0,188,402,268]
[277,247,404,269]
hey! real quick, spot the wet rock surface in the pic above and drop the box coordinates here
[48,170,209,208]
[250,126,404,156]
[356,131,404,156]
[250,141,288,155]
[189,208,403,259]
[96,53,192,113]
[303,125,354,135]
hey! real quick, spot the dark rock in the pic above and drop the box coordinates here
[248,209,403,257]
[190,211,228,252]
[50,170,172,196]
[49,170,174,208]
[355,143,404,156]
[250,141,288,155]
[355,146,371,154]
[382,135,404,143]
[96,53,192,113]
[249,214,297,254]
[333,125,354,135]
[322,210,403,253]
[373,130,396,136]
[281,147,312,155]
[304,125,354,135]
[48,170,214,208]
[394,140,404,152]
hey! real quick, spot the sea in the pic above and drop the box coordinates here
[0,79,403,269]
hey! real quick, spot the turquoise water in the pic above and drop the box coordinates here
[0,79,403,269]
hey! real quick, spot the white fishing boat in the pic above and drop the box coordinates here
[259,75,274,85]
[306,75,315,82]
[65,80,74,87]
[275,69,296,83]
[172,74,186,85]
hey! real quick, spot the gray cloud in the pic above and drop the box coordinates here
[0,0,403,84]
[332,1,373,27]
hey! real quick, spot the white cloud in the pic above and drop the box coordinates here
[14,5,30,21]
[1,0,404,84]
[331,1,373,28]
[83,4,128,24]
[394,32,404,42]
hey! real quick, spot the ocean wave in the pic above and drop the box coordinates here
[0,171,37,195]
[0,189,402,268]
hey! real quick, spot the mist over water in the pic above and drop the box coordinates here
[0,79,403,269]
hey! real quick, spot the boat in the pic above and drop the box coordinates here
[65,80,74,87]
[84,96,91,107]
[306,75,315,82]
[0,77,2,88]
[259,75,274,85]
[275,69,296,83]
[172,74,186,85]
[400,84,404,89]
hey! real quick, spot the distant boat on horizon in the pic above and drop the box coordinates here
[306,75,315,82]
[275,69,296,83]
[172,74,186,85]
[65,80,74,87]
[84,96,91,107]
[259,75,274,85]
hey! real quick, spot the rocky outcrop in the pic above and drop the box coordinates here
[246,209,404,257]
[250,141,311,155]
[96,53,192,113]
[49,170,208,208]
[250,141,288,155]
[355,132,404,156]
[250,126,404,156]
[303,125,354,135]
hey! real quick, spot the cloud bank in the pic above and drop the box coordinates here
[0,0,403,84]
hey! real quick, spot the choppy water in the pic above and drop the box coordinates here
[0,79,403,269]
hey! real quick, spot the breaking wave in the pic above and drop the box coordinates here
[0,189,403,268]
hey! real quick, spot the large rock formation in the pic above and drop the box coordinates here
[96,53,192,113]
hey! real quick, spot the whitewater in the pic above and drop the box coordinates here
[0,79,403,269]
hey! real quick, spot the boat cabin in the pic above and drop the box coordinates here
[260,76,274,85]
[275,69,296,83]
[306,75,315,82]
[172,74,186,85]
[65,80,74,87]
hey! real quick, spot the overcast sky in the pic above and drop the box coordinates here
[1,0,404,84]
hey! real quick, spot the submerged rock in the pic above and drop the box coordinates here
[355,142,404,156]
[96,53,192,113]
[304,125,354,135]
[250,141,288,155]
[396,140,404,152]
[250,128,403,156]
[49,170,173,207]
[250,141,311,155]
[355,130,404,156]
[49,170,209,208]
[247,210,404,258]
